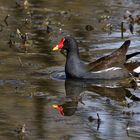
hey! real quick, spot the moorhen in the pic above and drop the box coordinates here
[53,36,140,80]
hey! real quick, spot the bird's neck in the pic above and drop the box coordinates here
[67,45,80,61]
[67,50,80,60]
[65,49,85,78]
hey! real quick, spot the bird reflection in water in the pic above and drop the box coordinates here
[53,79,140,116]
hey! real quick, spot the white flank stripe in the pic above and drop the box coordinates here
[93,67,122,73]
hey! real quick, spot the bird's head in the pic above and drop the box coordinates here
[53,36,78,53]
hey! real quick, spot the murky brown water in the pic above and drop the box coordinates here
[0,0,140,140]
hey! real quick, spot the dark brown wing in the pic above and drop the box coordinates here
[87,40,130,71]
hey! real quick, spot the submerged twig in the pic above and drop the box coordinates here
[0,24,4,32]
[97,113,101,123]
[79,96,85,105]
[4,14,10,26]
[97,113,101,131]
[129,23,134,34]
[126,122,130,137]
[121,22,124,39]
[18,56,23,67]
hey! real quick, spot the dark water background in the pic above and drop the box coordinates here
[0,0,140,140]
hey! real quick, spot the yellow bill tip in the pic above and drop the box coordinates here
[53,45,59,51]
[52,104,58,108]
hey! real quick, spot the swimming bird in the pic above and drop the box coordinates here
[53,37,140,80]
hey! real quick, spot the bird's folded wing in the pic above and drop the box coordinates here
[87,40,130,71]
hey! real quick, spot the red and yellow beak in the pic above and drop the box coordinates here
[52,45,59,51]
[53,38,65,51]
[52,104,64,116]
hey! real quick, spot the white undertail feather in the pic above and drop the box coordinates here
[133,66,140,73]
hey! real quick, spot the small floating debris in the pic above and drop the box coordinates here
[122,11,140,35]
[122,110,134,116]
[135,15,140,25]
[88,113,101,130]
[17,29,28,43]
[102,23,113,34]
[16,0,29,9]
[8,28,32,53]
[14,124,28,135]
[88,116,95,122]
[106,98,111,104]
[98,15,110,23]
[60,10,68,15]
[7,39,15,48]
[104,9,111,14]
[136,29,140,35]
[126,122,140,138]
[85,25,94,31]
[16,28,32,52]
[30,92,47,98]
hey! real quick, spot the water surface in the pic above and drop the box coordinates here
[0,0,140,140]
